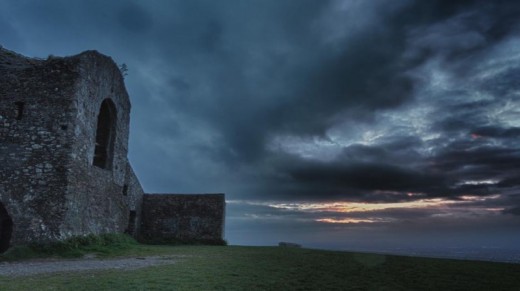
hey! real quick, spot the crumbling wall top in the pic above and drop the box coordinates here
[0,46,42,69]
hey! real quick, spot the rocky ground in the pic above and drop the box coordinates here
[0,255,180,277]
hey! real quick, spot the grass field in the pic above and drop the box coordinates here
[1,244,520,290]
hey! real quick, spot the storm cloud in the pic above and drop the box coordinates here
[1,0,519,251]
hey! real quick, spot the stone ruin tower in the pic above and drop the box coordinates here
[0,47,225,252]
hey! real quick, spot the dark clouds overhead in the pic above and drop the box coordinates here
[1,0,519,250]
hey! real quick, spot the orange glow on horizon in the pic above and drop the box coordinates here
[267,198,451,213]
[265,195,500,214]
[316,218,378,224]
[264,195,502,224]
[228,194,502,225]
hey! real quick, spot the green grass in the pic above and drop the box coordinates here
[1,245,519,290]
[0,233,140,261]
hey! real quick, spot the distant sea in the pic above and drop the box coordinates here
[337,247,520,264]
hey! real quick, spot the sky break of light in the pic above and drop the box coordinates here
[1,0,519,252]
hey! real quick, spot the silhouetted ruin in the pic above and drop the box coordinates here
[0,46,225,252]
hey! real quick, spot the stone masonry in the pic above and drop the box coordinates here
[0,46,225,252]
[141,194,225,244]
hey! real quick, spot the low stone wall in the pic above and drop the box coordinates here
[140,194,225,244]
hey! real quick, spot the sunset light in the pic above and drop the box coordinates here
[3,0,519,272]
[265,195,501,214]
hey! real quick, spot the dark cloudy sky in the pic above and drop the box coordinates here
[2,0,520,254]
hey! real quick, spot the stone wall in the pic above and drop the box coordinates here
[140,194,225,244]
[0,47,227,251]
[62,51,131,237]
[0,47,79,243]
[0,47,134,244]
[123,163,144,236]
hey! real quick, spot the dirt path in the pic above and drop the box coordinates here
[0,256,180,277]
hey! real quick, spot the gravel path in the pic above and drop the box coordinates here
[0,256,180,277]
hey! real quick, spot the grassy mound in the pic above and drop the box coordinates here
[139,237,227,246]
[1,245,519,290]
[0,233,139,261]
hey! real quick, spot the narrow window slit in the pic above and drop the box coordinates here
[14,102,25,120]
[125,210,137,235]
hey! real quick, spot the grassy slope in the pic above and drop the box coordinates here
[1,245,519,290]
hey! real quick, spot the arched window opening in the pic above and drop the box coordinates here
[0,202,13,253]
[93,99,117,170]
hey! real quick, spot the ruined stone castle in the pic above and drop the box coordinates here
[0,47,225,252]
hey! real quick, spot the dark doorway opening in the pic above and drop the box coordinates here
[125,210,137,236]
[0,203,13,253]
[14,101,25,120]
[93,99,117,170]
